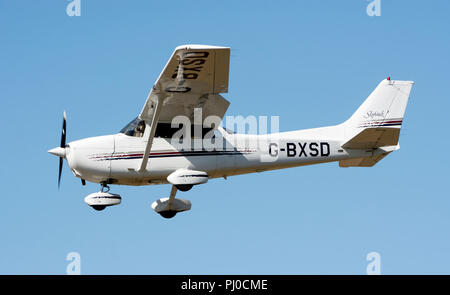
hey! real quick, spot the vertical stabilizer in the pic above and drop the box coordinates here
[343,79,414,144]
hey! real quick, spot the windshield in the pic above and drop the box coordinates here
[119,117,146,137]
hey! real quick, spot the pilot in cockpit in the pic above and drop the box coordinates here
[134,120,145,137]
[120,117,146,137]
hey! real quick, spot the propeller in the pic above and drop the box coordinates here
[48,111,67,188]
[58,111,67,188]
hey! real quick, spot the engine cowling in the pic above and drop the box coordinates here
[84,192,121,211]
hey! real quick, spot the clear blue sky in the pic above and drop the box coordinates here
[1,0,449,274]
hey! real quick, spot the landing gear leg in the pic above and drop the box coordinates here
[159,185,178,219]
[100,181,110,193]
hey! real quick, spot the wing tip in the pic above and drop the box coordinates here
[175,44,230,51]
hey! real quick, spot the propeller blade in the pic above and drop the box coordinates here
[58,157,63,188]
[60,111,66,148]
[58,111,66,188]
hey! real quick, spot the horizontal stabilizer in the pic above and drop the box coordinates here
[339,145,398,167]
[339,153,389,167]
[342,127,400,149]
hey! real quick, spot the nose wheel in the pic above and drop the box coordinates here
[85,184,122,211]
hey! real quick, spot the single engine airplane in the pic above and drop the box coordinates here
[48,44,414,218]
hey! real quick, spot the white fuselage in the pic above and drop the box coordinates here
[65,125,375,186]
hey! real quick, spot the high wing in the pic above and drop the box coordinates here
[137,45,231,171]
[139,44,231,123]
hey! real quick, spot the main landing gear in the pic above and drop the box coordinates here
[151,185,192,219]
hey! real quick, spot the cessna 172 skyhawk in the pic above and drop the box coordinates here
[48,45,414,218]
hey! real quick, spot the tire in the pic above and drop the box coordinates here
[175,184,193,192]
[159,210,177,219]
[92,205,106,211]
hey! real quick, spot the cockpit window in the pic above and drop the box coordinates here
[120,117,146,137]
[120,117,218,139]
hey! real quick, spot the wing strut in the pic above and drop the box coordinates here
[138,95,164,172]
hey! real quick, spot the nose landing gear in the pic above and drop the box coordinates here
[84,182,121,211]
[100,182,110,193]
